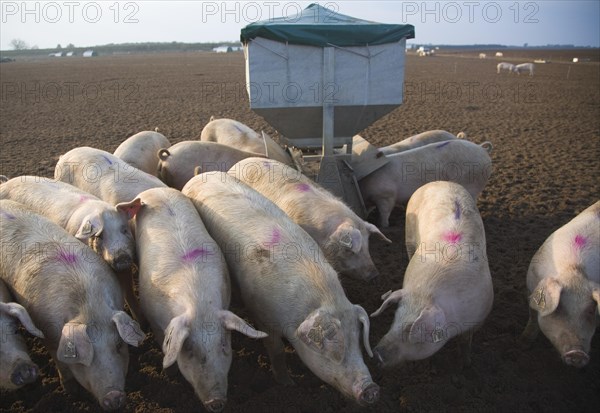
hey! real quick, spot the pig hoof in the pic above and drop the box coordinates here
[563,350,590,368]
[204,398,226,413]
[358,383,380,406]
[101,390,126,411]
[11,363,39,386]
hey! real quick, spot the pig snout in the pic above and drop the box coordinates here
[357,382,380,406]
[563,349,590,368]
[10,362,39,386]
[204,398,227,413]
[110,253,134,273]
[101,390,126,411]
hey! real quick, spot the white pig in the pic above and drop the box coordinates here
[0,199,145,411]
[182,172,380,406]
[379,130,466,155]
[0,279,43,390]
[230,157,391,281]
[157,141,265,190]
[113,130,170,176]
[521,201,600,368]
[201,117,294,166]
[133,187,266,412]
[371,181,493,367]
[359,139,493,227]
[0,176,140,273]
[54,146,166,205]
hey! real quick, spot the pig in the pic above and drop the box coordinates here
[0,279,43,390]
[132,187,266,412]
[54,146,166,205]
[201,117,294,166]
[521,201,600,368]
[371,181,493,368]
[379,130,466,156]
[229,157,391,281]
[0,176,140,272]
[157,141,266,190]
[0,199,145,410]
[359,139,493,227]
[113,130,170,176]
[182,172,379,406]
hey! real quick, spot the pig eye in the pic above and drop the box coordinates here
[585,302,596,317]
[120,226,128,235]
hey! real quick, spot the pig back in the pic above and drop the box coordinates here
[182,173,343,324]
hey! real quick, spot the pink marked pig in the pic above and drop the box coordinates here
[0,176,140,273]
[133,187,266,412]
[0,200,145,411]
[182,172,379,407]
[230,157,390,281]
[522,201,600,368]
[371,181,493,367]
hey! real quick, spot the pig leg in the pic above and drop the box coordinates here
[263,335,294,386]
[520,306,539,343]
[374,195,396,228]
[456,331,473,367]
[116,270,146,327]
[55,360,83,395]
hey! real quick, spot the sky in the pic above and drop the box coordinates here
[1,1,599,50]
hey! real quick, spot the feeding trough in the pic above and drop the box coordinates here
[241,3,414,216]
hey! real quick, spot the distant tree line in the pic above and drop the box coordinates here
[3,40,242,56]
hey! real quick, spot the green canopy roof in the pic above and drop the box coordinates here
[240,3,415,47]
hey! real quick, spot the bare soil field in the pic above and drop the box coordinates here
[1,50,599,413]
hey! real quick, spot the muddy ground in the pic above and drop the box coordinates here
[0,49,599,412]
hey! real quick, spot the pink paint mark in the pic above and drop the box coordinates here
[574,235,587,250]
[443,231,462,244]
[79,195,93,203]
[264,227,281,247]
[57,250,77,265]
[296,183,311,192]
[182,248,211,262]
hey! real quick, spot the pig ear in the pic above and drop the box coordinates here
[529,278,562,316]
[112,311,145,347]
[296,310,345,363]
[371,289,404,317]
[354,305,373,357]
[116,198,143,219]
[218,310,268,339]
[75,214,103,240]
[590,288,600,315]
[364,221,392,243]
[331,223,361,253]
[162,314,190,369]
[408,305,447,344]
[57,323,94,367]
[0,302,44,338]
[194,166,202,176]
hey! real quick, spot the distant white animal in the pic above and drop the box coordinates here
[513,63,535,76]
[479,53,486,59]
[495,52,504,57]
[497,62,515,74]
